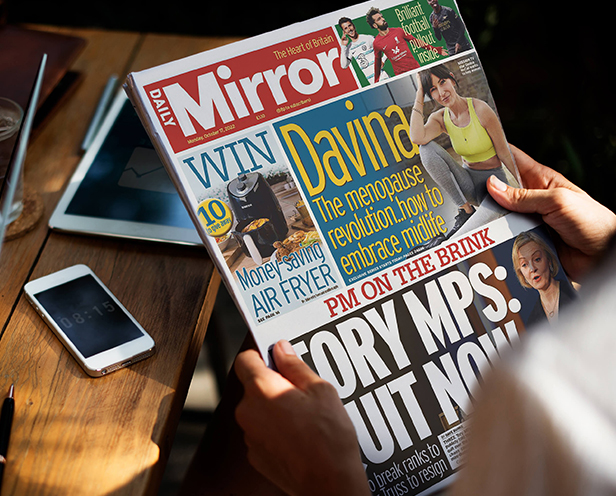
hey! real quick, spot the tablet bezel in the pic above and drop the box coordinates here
[49,90,201,246]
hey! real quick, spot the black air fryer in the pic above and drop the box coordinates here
[227,172,288,241]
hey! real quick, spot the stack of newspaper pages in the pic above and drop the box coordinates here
[125,1,576,493]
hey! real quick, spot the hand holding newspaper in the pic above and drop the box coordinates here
[124,1,577,493]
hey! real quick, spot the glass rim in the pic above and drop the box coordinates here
[0,97,24,141]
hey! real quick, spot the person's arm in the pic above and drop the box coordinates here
[235,340,371,496]
[430,14,443,41]
[488,145,616,281]
[410,73,445,144]
[449,10,469,52]
[474,99,518,178]
[374,46,382,83]
[340,36,351,69]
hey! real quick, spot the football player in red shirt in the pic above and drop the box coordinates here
[367,7,447,82]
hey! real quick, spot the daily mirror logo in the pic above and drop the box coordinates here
[144,28,360,153]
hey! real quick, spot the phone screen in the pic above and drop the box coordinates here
[33,274,145,358]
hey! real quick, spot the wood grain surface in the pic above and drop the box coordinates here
[0,26,243,495]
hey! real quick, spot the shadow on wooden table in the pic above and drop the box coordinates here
[178,333,287,496]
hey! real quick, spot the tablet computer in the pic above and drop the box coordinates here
[50,90,201,245]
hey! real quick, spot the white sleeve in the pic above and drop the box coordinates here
[340,43,351,69]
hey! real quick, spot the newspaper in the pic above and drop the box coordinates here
[125,1,576,493]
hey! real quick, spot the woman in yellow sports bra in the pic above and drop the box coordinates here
[410,63,520,238]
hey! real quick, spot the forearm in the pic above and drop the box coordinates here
[482,104,517,178]
[453,18,468,45]
[410,92,431,144]
[340,45,351,69]
[374,50,383,82]
[496,143,518,180]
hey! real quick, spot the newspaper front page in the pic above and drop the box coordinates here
[125,1,576,493]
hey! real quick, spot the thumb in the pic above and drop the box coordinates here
[272,340,324,391]
[487,175,560,216]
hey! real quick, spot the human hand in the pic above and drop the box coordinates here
[234,341,371,496]
[414,72,425,100]
[487,145,616,281]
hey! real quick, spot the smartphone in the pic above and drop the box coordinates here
[24,264,155,377]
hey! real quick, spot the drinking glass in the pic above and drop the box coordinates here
[0,97,24,223]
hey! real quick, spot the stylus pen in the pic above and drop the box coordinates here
[80,74,118,151]
[0,384,15,491]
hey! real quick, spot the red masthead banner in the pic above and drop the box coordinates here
[143,28,360,154]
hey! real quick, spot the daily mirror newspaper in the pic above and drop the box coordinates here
[125,1,576,493]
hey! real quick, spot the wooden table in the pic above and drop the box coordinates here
[0,25,243,495]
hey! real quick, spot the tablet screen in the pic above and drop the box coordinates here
[50,91,201,245]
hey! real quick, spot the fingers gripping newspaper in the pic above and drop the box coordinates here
[125,1,576,493]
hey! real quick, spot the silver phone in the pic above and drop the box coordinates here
[24,264,155,377]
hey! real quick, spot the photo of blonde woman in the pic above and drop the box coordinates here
[512,231,576,326]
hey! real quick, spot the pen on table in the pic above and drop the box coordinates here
[80,74,118,151]
[0,384,14,489]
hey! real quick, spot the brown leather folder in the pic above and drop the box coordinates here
[0,24,86,116]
